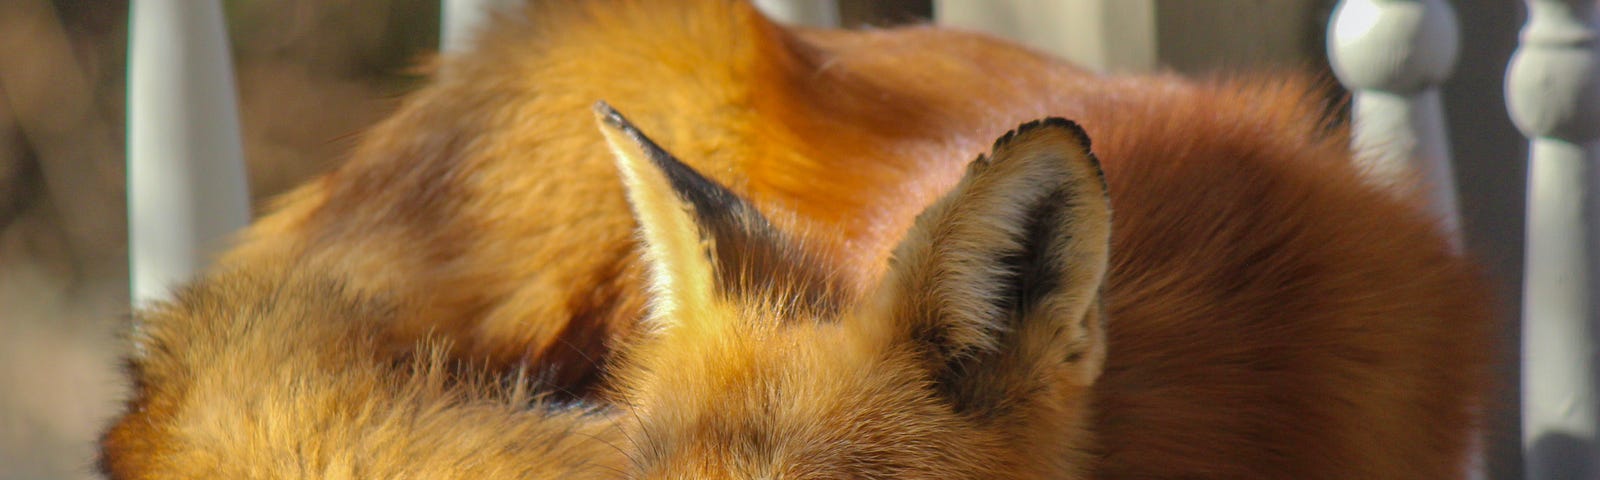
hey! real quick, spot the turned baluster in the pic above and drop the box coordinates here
[1509,0,1600,478]
[753,0,840,28]
[127,0,250,306]
[1328,0,1463,237]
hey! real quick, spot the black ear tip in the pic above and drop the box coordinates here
[992,117,1092,152]
[593,100,630,131]
[1036,117,1092,150]
[593,100,664,160]
[987,117,1106,191]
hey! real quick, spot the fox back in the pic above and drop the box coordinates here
[101,1,1493,479]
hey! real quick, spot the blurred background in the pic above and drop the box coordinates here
[1,1,436,477]
[0,1,1524,479]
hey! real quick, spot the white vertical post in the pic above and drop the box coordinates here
[127,0,250,306]
[1508,0,1600,478]
[1328,0,1463,237]
[442,0,507,54]
[933,0,1158,74]
[753,0,840,28]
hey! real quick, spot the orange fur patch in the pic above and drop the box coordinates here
[102,1,1493,478]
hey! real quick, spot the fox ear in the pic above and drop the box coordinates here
[878,118,1111,414]
[595,102,840,330]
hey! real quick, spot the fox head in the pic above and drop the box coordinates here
[593,102,1110,479]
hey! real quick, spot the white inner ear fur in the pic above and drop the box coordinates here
[595,106,718,334]
[871,120,1110,370]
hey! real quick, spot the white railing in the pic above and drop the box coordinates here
[1325,1,1475,475]
[1328,0,1463,238]
[933,0,1158,73]
[442,0,520,54]
[754,0,840,28]
[126,0,249,306]
[1509,0,1600,477]
[126,2,1596,478]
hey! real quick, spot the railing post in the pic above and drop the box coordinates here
[1508,0,1600,478]
[932,0,1158,74]
[1328,0,1463,237]
[752,0,840,28]
[127,0,251,306]
[442,0,508,54]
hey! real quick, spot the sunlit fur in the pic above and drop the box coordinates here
[101,262,629,479]
[101,0,1494,479]
[600,106,1110,479]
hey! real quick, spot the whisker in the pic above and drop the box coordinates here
[568,427,647,474]
[556,336,610,375]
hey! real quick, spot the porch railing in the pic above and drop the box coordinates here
[126,1,1594,477]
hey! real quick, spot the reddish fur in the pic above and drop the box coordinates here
[102,1,1493,478]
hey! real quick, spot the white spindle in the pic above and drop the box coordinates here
[127,0,250,306]
[933,0,1158,74]
[1509,0,1600,477]
[1328,0,1463,236]
[753,0,840,28]
[441,0,506,54]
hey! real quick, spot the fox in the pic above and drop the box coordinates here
[99,0,1494,479]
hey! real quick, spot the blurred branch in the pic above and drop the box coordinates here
[0,86,39,234]
[0,0,125,278]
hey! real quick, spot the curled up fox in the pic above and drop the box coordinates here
[100,1,1495,478]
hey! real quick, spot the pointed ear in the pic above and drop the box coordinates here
[877,118,1111,415]
[594,102,841,330]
